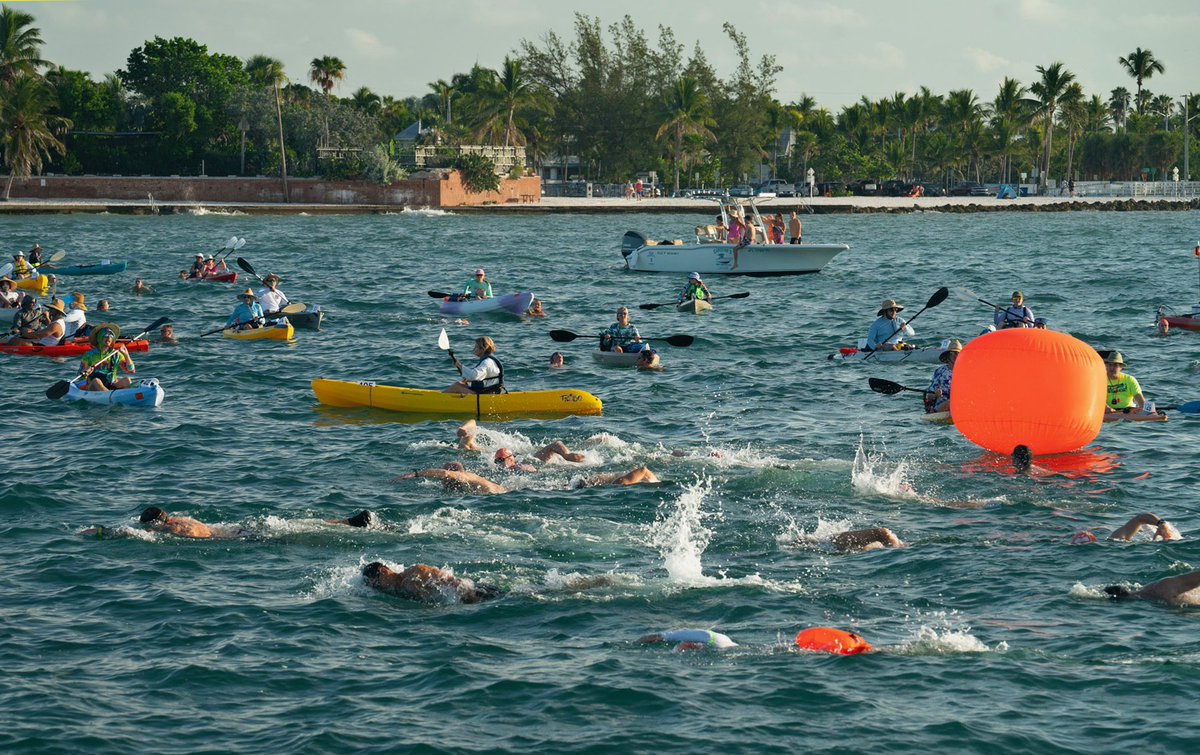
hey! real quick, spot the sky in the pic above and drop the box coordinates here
[16,0,1200,111]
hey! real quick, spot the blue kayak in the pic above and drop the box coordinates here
[44,260,128,276]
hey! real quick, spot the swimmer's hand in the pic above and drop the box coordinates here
[391,470,419,482]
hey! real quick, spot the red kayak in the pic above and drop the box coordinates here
[0,339,150,357]
[184,271,238,284]
[1159,314,1200,332]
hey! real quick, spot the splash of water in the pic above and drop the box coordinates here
[852,435,918,499]
[649,478,714,583]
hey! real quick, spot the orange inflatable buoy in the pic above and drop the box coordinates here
[795,627,873,655]
[950,329,1105,455]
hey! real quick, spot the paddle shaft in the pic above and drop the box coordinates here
[641,292,749,310]
[549,330,693,347]
[972,295,1034,326]
[864,287,949,360]
[47,317,169,399]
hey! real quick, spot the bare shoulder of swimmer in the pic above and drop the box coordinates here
[1137,571,1200,605]
[831,527,903,552]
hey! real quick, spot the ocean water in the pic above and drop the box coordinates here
[2,208,1199,753]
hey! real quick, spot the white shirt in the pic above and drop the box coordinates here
[258,287,289,312]
[461,356,501,383]
[62,309,87,339]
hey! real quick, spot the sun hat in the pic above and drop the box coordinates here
[43,298,66,317]
[264,273,280,284]
[238,288,256,299]
[1103,351,1125,365]
[1011,290,1024,300]
[877,298,905,316]
[688,272,701,280]
[89,323,120,346]
[939,339,963,363]
[0,277,13,289]
[474,268,485,276]
[195,253,205,258]
[207,254,216,260]
[14,251,24,258]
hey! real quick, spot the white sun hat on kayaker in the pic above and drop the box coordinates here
[195,253,205,258]
[474,268,485,276]
[877,298,904,315]
[688,272,701,280]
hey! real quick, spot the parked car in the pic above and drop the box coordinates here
[851,179,880,196]
[729,185,754,198]
[948,181,989,196]
[917,182,947,197]
[759,179,796,197]
[813,181,847,197]
[753,186,777,198]
[881,179,916,197]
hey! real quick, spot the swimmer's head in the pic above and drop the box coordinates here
[362,562,390,584]
[139,507,167,524]
[347,510,376,528]
[1104,585,1134,599]
[1012,444,1033,473]
[442,461,466,472]
[493,448,515,467]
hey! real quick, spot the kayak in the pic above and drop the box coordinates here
[15,275,49,296]
[64,378,164,407]
[0,339,150,357]
[829,345,947,364]
[591,350,643,367]
[42,261,127,276]
[1103,409,1168,423]
[282,305,323,331]
[223,321,295,341]
[185,271,238,284]
[676,298,712,314]
[311,379,602,419]
[438,291,535,316]
[921,411,953,425]
[1159,314,1200,332]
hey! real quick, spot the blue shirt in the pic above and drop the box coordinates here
[226,301,264,328]
[866,316,913,349]
[927,364,953,401]
[994,305,1033,328]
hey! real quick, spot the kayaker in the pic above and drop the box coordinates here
[12,298,66,345]
[446,335,503,394]
[139,507,213,539]
[865,298,914,351]
[0,277,18,308]
[993,290,1034,329]
[575,465,659,488]
[226,288,265,331]
[600,307,645,353]
[11,251,31,279]
[677,272,711,303]
[27,244,43,266]
[393,462,509,495]
[258,273,289,313]
[187,253,206,279]
[66,291,86,311]
[1103,352,1147,417]
[456,268,493,301]
[361,561,504,605]
[7,295,42,338]
[638,629,738,651]
[130,278,155,295]
[925,339,962,413]
[79,323,135,392]
[61,296,87,341]
[1104,570,1200,606]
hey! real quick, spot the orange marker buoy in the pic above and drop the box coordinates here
[795,627,873,655]
[950,329,1105,455]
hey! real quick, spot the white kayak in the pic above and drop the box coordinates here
[676,298,712,314]
[591,350,643,367]
[1103,409,1168,423]
[438,291,535,316]
[64,378,164,407]
[829,346,947,364]
[921,411,953,425]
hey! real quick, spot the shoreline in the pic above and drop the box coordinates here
[0,195,1195,216]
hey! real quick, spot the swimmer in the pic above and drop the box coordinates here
[457,420,585,466]
[1104,570,1200,606]
[138,507,213,539]
[325,510,379,528]
[361,562,503,604]
[576,465,659,488]
[549,351,564,369]
[1107,513,1181,542]
[493,448,538,474]
[638,629,737,651]
[392,463,508,495]
[456,419,481,451]
[830,527,904,552]
[157,324,178,344]
[636,348,662,371]
[1012,444,1033,474]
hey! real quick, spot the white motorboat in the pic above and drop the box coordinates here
[621,199,848,276]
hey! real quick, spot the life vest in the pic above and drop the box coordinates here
[467,356,504,394]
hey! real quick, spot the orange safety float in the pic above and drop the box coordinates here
[795,627,873,655]
[950,329,1105,456]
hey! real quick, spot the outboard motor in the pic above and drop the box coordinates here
[621,231,647,259]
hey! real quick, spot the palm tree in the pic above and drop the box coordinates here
[245,54,289,201]
[0,6,47,85]
[1108,87,1131,131]
[474,57,550,148]
[1,74,69,199]
[351,86,381,116]
[308,56,346,97]
[1057,83,1086,184]
[1150,94,1174,129]
[990,78,1029,183]
[1118,48,1165,114]
[656,76,716,193]
[1029,62,1076,189]
[426,78,456,123]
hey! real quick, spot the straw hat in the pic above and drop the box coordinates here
[877,299,905,316]
[238,288,256,299]
[43,298,66,317]
[1103,351,1125,366]
[0,277,13,289]
[939,339,963,363]
[264,273,280,284]
[89,323,120,346]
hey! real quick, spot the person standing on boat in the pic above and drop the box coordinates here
[446,336,504,394]
[788,211,803,244]
[994,291,1034,328]
[79,324,135,392]
[457,268,493,301]
[600,307,645,353]
[257,273,289,313]
[926,340,962,413]
[770,213,785,244]
[226,288,265,331]
[865,298,914,351]
[677,272,711,304]
[726,212,744,245]
[1103,352,1147,417]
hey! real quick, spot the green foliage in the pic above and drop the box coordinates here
[364,144,406,184]
[453,152,501,193]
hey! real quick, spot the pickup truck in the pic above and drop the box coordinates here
[758,179,796,197]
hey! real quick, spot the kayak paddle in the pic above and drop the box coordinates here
[33,250,67,269]
[438,328,462,374]
[199,302,305,337]
[219,237,246,262]
[236,257,306,310]
[868,377,932,396]
[1159,401,1200,414]
[46,316,170,400]
[0,263,11,277]
[959,286,1034,327]
[863,286,949,361]
[639,292,750,310]
[548,329,694,347]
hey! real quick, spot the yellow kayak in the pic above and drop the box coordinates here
[16,275,49,296]
[223,321,295,341]
[311,379,602,419]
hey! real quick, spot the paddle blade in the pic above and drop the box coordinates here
[727,291,751,299]
[279,303,306,315]
[638,303,662,310]
[235,237,247,250]
[438,328,450,350]
[224,236,238,250]
[868,377,906,396]
[1177,401,1200,414]
[236,257,256,275]
[428,290,453,298]
[0,263,12,277]
[46,380,71,400]
[926,287,950,308]
[48,250,67,264]
[664,334,694,347]
[548,330,580,343]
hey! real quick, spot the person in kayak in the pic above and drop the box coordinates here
[0,278,21,308]
[393,463,508,495]
[6,295,42,338]
[600,307,645,353]
[61,296,88,341]
[226,288,265,331]
[11,251,32,279]
[865,298,914,351]
[446,336,503,394]
[80,323,136,391]
[994,291,1034,329]
[27,244,43,266]
[186,253,206,279]
[638,629,737,651]
[1103,570,1200,605]
[925,339,962,413]
[361,561,504,605]
[1103,352,1146,417]
[1032,316,1049,330]
[454,268,493,301]
[11,298,66,345]
[677,272,711,303]
[257,273,289,313]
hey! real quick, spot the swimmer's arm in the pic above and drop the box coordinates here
[391,468,449,482]
[1140,571,1200,603]
[1108,513,1163,541]
[831,528,902,551]
[637,633,666,644]
[1155,521,1182,541]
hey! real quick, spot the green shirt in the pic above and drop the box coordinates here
[1106,372,1141,409]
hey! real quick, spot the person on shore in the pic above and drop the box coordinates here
[526,298,546,317]
[61,296,88,341]
[0,278,20,308]
[994,291,1034,329]
[11,298,66,345]
[636,348,662,371]
[600,307,645,353]
[139,507,213,539]
[575,466,659,488]
[865,298,914,351]
[788,211,802,244]
[130,278,156,295]
[677,272,711,304]
[456,268,493,301]
[926,340,962,413]
[1103,352,1147,417]
[361,562,503,604]
[638,629,738,651]
[226,288,265,331]
[393,463,509,495]
[157,324,178,344]
[257,273,289,313]
[79,324,135,391]
[446,336,503,394]
[1104,570,1200,605]
[549,351,565,369]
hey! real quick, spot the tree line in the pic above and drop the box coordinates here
[2,5,1196,198]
